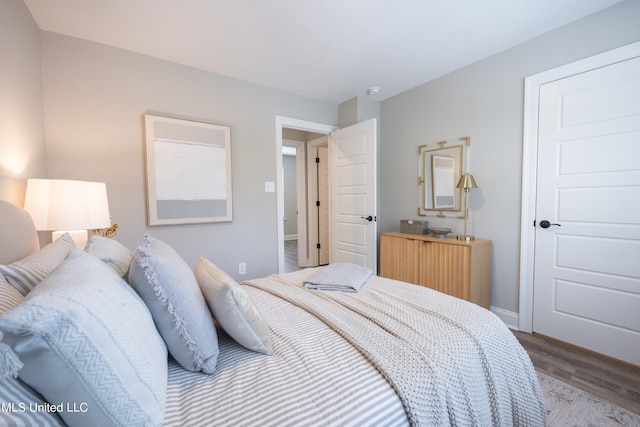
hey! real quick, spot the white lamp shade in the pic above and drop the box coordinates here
[24,179,112,231]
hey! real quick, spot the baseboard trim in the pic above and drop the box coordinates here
[491,306,519,330]
[284,234,298,241]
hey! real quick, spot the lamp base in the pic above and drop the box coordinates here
[457,235,475,241]
[53,230,88,249]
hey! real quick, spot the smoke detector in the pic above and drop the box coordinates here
[367,86,380,96]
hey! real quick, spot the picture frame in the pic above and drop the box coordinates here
[144,114,233,226]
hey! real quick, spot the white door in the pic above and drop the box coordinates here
[329,119,377,270]
[533,56,640,365]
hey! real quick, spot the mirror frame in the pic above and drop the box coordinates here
[418,144,463,216]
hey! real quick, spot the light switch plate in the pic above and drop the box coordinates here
[265,181,275,192]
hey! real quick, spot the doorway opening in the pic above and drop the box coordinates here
[275,117,337,273]
[281,136,328,272]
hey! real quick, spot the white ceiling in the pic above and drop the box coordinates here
[24,0,623,104]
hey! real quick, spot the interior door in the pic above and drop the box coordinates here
[329,119,377,270]
[533,56,640,365]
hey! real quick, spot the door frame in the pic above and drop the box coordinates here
[518,41,640,332]
[275,116,337,273]
[306,136,329,267]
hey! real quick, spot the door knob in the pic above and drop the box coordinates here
[361,215,374,222]
[539,220,561,229]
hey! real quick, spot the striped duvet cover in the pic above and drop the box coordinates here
[164,281,407,426]
[164,268,546,427]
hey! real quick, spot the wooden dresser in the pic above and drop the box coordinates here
[379,232,492,308]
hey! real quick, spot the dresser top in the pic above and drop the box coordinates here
[381,232,492,247]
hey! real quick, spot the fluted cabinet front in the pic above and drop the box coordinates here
[380,232,492,309]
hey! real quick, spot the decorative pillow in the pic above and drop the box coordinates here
[128,235,219,373]
[195,256,272,355]
[84,235,134,278]
[0,232,75,296]
[0,249,167,427]
[0,274,23,315]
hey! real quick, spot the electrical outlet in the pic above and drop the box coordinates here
[239,262,247,275]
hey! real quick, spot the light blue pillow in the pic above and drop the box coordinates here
[0,249,167,427]
[128,235,219,373]
[84,235,134,279]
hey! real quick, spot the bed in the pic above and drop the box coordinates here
[0,200,546,426]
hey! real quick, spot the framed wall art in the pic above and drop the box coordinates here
[144,114,233,225]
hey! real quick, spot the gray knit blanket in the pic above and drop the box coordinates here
[245,268,546,427]
[303,262,373,292]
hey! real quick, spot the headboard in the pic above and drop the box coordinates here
[0,200,39,264]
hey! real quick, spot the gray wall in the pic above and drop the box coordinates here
[283,154,298,237]
[0,0,47,205]
[39,33,338,279]
[3,0,639,318]
[379,0,640,315]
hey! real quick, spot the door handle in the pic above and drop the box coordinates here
[539,220,561,229]
[361,215,374,222]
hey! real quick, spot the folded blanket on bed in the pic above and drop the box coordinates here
[303,263,373,292]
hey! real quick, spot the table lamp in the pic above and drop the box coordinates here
[456,173,478,241]
[23,179,112,248]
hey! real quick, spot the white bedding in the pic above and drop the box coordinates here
[164,268,546,426]
[246,269,547,426]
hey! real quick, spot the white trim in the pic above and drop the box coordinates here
[518,41,640,332]
[276,116,337,274]
[284,234,298,241]
[306,135,329,267]
[491,306,520,331]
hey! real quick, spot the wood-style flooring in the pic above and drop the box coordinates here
[284,239,299,272]
[512,330,640,415]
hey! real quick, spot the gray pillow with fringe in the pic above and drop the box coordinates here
[128,235,219,374]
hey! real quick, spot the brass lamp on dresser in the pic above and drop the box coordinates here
[379,232,492,309]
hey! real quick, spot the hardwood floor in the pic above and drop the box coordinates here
[512,330,640,415]
[284,239,299,272]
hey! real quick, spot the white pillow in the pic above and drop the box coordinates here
[195,256,272,355]
[0,233,75,296]
[128,235,219,373]
[0,249,168,427]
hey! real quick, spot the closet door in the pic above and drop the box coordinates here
[532,55,640,365]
